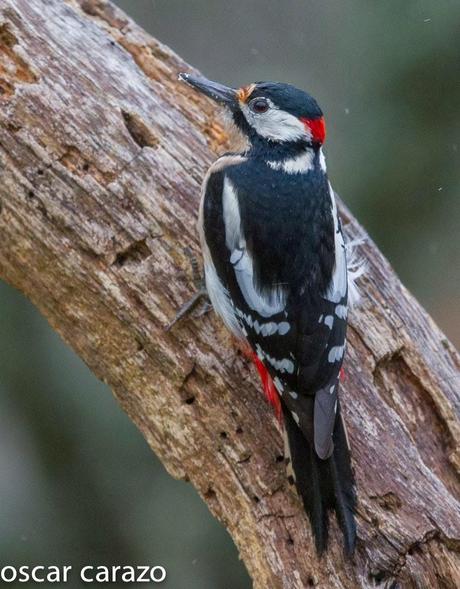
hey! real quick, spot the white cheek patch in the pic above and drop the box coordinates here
[240,99,310,143]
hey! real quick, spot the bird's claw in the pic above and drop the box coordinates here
[165,248,210,331]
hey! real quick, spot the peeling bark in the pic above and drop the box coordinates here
[0,1,458,587]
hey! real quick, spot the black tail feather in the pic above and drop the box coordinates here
[330,404,357,555]
[283,401,356,556]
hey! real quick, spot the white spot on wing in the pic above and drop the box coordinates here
[274,357,294,374]
[255,344,295,374]
[277,322,290,335]
[328,344,345,363]
[324,315,334,329]
[335,304,347,319]
[261,322,277,336]
[273,376,284,392]
[292,412,300,425]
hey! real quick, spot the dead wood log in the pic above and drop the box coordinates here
[0,1,458,587]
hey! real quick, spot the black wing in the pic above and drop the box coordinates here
[201,155,348,459]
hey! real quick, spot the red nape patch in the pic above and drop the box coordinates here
[300,115,326,145]
[251,352,282,422]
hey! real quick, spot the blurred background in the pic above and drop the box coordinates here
[1,1,458,587]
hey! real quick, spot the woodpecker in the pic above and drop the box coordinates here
[179,73,362,556]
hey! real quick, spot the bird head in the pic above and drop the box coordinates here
[179,73,325,149]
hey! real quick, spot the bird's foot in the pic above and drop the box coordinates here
[194,300,213,318]
[165,247,210,331]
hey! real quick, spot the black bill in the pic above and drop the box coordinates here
[179,73,237,108]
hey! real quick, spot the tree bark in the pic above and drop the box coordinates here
[0,1,459,587]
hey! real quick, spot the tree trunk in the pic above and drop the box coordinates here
[0,1,458,587]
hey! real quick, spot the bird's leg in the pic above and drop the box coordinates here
[194,300,213,318]
[186,246,204,291]
[165,247,210,331]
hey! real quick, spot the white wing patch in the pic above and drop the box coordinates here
[222,177,286,318]
[204,259,242,337]
[233,251,286,317]
[222,176,242,251]
[198,155,248,339]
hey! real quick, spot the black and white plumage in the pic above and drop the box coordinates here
[180,73,362,555]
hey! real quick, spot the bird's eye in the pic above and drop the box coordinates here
[249,98,269,114]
